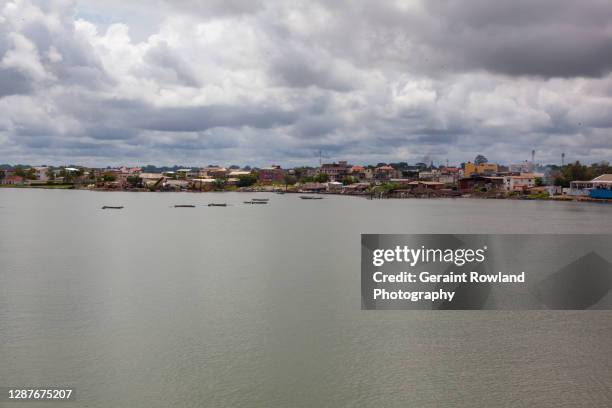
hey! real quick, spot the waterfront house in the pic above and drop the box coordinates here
[191,178,217,191]
[326,181,343,192]
[321,161,350,181]
[503,175,537,192]
[374,165,398,181]
[458,176,504,192]
[1,175,24,185]
[199,166,228,179]
[300,182,327,193]
[258,165,285,184]
[589,174,612,199]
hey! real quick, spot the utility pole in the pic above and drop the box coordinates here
[561,152,565,166]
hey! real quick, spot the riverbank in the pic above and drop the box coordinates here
[1,183,611,203]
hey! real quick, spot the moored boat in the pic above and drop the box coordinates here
[174,204,196,208]
[208,203,227,207]
[300,196,323,200]
[102,206,124,209]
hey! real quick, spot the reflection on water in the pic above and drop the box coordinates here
[1,189,612,407]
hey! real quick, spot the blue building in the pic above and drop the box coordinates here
[588,174,612,199]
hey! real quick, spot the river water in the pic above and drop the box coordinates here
[1,189,611,407]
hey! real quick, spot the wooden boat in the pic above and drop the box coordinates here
[208,203,227,207]
[174,204,196,208]
[102,206,123,209]
[275,191,285,195]
[251,198,269,202]
[244,201,268,204]
[299,196,323,200]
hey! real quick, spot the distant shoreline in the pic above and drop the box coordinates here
[1,184,611,204]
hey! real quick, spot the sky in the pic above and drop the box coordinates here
[1,0,611,167]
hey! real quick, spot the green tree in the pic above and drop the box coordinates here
[127,175,141,187]
[213,179,226,190]
[102,172,116,182]
[341,176,355,185]
[283,174,297,186]
[314,173,329,183]
[474,154,488,165]
[237,174,257,187]
[534,177,543,187]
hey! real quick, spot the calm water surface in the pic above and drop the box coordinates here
[1,189,612,407]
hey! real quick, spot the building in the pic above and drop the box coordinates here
[258,165,285,184]
[191,178,217,191]
[199,166,228,179]
[503,175,537,192]
[326,181,343,192]
[228,170,252,178]
[349,165,367,181]
[509,161,534,173]
[320,161,350,181]
[464,162,499,177]
[33,166,50,182]
[458,176,504,192]
[1,175,24,185]
[374,165,398,181]
[569,174,612,198]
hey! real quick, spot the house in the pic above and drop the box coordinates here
[320,161,350,181]
[458,176,504,192]
[342,182,370,194]
[374,165,398,181]
[258,165,285,184]
[407,181,445,190]
[176,168,199,179]
[300,182,327,192]
[191,178,217,191]
[199,166,228,179]
[503,175,537,192]
[464,162,499,177]
[349,165,367,181]
[164,179,190,190]
[228,170,252,178]
[589,174,612,199]
[418,170,438,181]
[390,178,415,187]
[33,166,50,182]
[326,181,343,192]
[1,175,24,185]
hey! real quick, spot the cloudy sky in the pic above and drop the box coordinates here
[1,0,611,167]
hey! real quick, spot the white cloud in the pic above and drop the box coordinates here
[0,0,611,166]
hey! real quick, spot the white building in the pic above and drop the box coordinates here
[503,175,537,191]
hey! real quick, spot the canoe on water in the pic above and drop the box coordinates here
[174,205,196,208]
[102,206,124,209]
[208,203,227,207]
